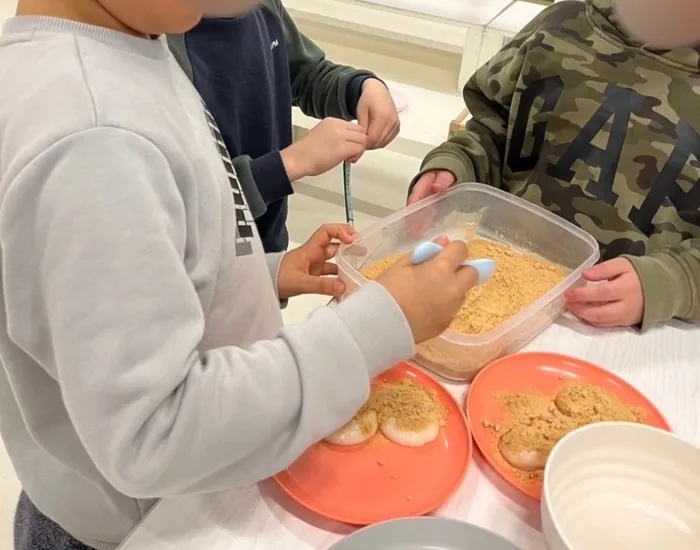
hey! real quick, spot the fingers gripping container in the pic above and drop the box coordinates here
[336,184,600,382]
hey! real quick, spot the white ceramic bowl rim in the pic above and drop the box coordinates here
[543,422,697,550]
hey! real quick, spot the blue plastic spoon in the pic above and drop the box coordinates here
[410,241,496,285]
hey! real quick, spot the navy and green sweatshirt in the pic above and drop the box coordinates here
[168,0,376,252]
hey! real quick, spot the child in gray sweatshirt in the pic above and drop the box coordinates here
[0,1,478,549]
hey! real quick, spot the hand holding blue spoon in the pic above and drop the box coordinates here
[410,241,496,285]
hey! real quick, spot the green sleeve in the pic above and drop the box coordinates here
[265,0,377,120]
[409,7,555,193]
[625,241,700,330]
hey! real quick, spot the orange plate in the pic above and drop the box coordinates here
[466,352,671,501]
[274,362,472,525]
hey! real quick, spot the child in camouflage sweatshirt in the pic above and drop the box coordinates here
[408,0,700,331]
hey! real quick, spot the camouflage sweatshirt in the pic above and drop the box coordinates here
[413,0,700,331]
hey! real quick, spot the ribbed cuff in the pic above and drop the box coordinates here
[334,282,415,376]
[408,153,476,197]
[76,535,117,550]
[3,17,169,59]
[265,252,286,298]
[345,73,378,120]
[250,151,294,200]
[625,251,695,331]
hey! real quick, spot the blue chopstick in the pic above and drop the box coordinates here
[410,241,496,285]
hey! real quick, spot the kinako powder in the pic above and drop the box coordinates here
[554,383,644,422]
[484,383,645,479]
[360,238,567,335]
[357,379,447,433]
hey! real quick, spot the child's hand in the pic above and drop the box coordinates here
[356,79,400,150]
[408,170,456,205]
[564,258,644,328]
[280,118,367,182]
[377,238,479,343]
[277,224,356,299]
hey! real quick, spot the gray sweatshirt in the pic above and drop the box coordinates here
[0,16,414,550]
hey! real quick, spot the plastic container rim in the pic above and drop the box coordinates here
[337,183,601,346]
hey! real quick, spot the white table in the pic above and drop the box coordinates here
[119,316,700,550]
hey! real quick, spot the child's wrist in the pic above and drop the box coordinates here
[280,145,307,183]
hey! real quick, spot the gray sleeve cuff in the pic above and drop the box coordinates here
[265,252,285,298]
[333,282,415,376]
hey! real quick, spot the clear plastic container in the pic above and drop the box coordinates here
[337,184,600,382]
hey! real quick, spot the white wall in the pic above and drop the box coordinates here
[358,0,513,25]
[295,18,462,94]
[0,0,16,24]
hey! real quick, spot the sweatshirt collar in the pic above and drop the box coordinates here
[2,16,169,60]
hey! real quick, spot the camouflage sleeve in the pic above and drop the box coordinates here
[408,8,556,193]
[626,242,700,330]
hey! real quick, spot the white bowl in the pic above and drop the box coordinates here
[542,422,700,550]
